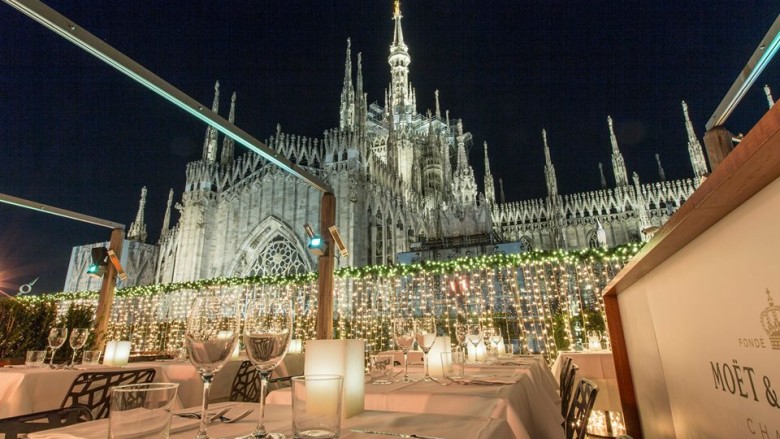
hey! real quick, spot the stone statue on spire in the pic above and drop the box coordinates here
[608,115,629,187]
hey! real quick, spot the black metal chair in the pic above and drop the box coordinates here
[559,356,573,389]
[61,368,157,420]
[560,364,579,418]
[0,404,92,439]
[230,360,260,402]
[564,378,599,439]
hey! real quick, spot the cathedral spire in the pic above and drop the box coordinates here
[435,90,441,119]
[682,101,708,184]
[542,129,558,198]
[388,0,411,113]
[220,92,237,165]
[655,153,666,182]
[339,39,356,129]
[608,116,629,187]
[160,189,174,240]
[483,141,496,206]
[127,186,148,243]
[765,84,774,108]
[499,178,506,204]
[202,81,221,162]
[356,52,366,128]
[633,172,652,241]
[599,163,607,189]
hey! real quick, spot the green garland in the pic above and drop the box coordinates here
[25,243,642,302]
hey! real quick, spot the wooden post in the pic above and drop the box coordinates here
[93,228,124,350]
[604,294,642,439]
[703,126,734,172]
[316,192,336,339]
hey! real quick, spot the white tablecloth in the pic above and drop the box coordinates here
[27,402,515,439]
[551,351,621,411]
[0,354,305,419]
[267,358,563,439]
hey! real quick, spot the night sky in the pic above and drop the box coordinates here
[1,1,778,293]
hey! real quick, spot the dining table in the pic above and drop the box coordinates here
[26,401,516,439]
[266,355,563,439]
[0,354,304,419]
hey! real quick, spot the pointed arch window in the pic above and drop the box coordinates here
[247,235,308,277]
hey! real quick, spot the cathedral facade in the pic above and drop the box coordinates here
[65,4,709,291]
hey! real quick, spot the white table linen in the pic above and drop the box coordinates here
[28,402,515,439]
[0,354,304,419]
[267,361,563,439]
[551,351,622,411]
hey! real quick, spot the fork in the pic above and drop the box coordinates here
[218,409,254,424]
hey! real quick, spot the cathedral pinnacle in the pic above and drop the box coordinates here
[435,90,441,119]
[160,188,174,241]
[202,81,221,162]
[483,141,496,205]
[682,100,708,183]
[542,129,558,198]
[220,91,237,165]
[656,153,666,182]
[128,186,148,243]
[599,162,607,189]
[608,115,629,187]
[340,39,356,129]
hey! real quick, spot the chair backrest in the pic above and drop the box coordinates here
[61,368,156,420]
[565,378,599,439]
[230,360,260,402]
[560,364,579,418]
[559,356,573,387]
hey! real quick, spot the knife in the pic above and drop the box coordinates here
[349,429,446,439]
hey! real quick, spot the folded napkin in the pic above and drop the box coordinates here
[450,375,519,385]
[28,416,199,439]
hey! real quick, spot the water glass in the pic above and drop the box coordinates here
[292,375,343,439]
[441,351,465,380]
[109,383,179,439]
[369,354,394,385]
[82,350,102,365]
[25,350,47,367]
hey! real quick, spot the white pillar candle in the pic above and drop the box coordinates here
[427,336,451,378]
[305,339,364,418]
[288,339,303,354]
[113,341,132,367]
[104,341,118,366]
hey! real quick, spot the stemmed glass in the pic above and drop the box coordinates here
[489,330,504,359]
[482,327,497,363]
[185,294,241,439]
[242,295,293,439]
[392,317,416,383]
[414,317,437,382]
[68,328,90,368]
[454,322,467,352]
[47,328,68,368]
[466,324,482,363]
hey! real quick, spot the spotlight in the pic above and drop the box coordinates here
[307,233,328,256]
[108,249,128,282]
[328,225,349,257]
[87,247,108,279]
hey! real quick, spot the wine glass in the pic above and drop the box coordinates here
[489,330,503,359]
[466,324,482,363]
[47,327,68,368]
[185,294,241,439]
[68,328,90,368]
[482,327,497,363]
[242,295,293,439]
[392,317,416,382]
[454,322,467,352]
[414,317,437,382]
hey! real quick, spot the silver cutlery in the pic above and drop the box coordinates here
[350,429,446,439]
[219,409,254,423]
